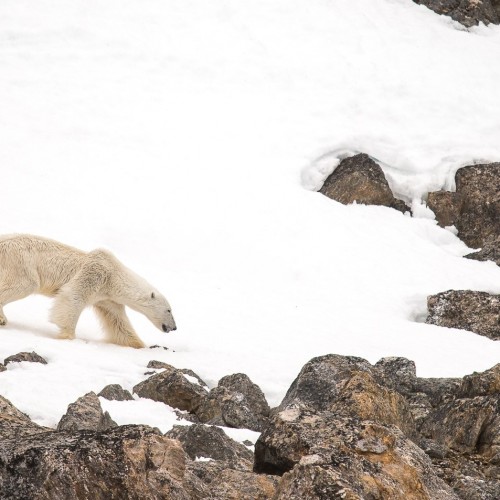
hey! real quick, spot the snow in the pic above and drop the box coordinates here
[1,0,500,432]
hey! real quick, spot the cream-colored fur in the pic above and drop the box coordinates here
[0,234,176,348]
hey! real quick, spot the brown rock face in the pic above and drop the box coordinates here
[412,0,500,27]
[428,163,500,248]
[426,290,500,340]
[98,384,134,401]
[57,392,117,432]
[319,154,409,213]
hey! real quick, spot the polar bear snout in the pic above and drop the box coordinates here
[162,323,176,333]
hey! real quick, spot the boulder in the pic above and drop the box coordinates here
[427,163,500,248]
[133,366,208,413]
[0,395,51,440]
[426,290,500,340]
[98,384,134,401]
[57,392,117,432]
[196,373,270,432]
[147,360,208,387]
[459,364,500,397]
[412,0,500,27]
[166,424,253,469]
[319,154,410,213]
[465,235,500,267]
[0,424,204,499]
[4,351,47,365]
[0,363,5,372]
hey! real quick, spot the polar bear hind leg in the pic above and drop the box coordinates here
[0,271,40,326]
[93,300,145,349]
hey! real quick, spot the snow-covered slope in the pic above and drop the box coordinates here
[1,0,499,428]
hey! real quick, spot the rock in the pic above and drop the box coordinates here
[318,154,410,213]
[0,424,204,499]
[0,363,5,372]
[0,395,51,440]
[57,392,118,432]
[459,364,500,397]
[166,424,253,469]
[187,461,278,499]
[133,367,208,413]
[426,290,500,340]
[427,190,462,228]
[254,408,456,499]
[147,360,208,387]
[98,384,134,401]
[196,373,270,432]
[428,163,500,248]
[412,0,500,27]
[4,351,47,365]
[465,235,500,267]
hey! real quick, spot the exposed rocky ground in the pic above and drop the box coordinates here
[1,350,499,498]
[412,0,500,27]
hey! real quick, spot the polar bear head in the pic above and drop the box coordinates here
[144,290,177,333]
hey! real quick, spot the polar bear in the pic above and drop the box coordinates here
[0,234,176,348]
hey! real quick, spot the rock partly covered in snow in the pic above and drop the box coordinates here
[196,373,271,432]
[4,351,47,365]
[0,395,51,440]
[318,154,410,213]
[412,0,500,27]
[426,290,500,340]
[57,392,117,432]
[428,163,500,248]
[98,384,134,401]
[465,235,500,267]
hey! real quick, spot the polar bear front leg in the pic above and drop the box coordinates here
[93,300,145,349]
[0,274,39,326]
[50,286,87,340]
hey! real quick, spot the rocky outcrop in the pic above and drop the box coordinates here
[427,163,500,248]
[465,235,500,267]
[319,154,410,213]
[426,290,500,340]
[57,392,118,432]
[196,373,270,432]
[98,383,134,401]
[133,364,209,413]
[4,351,47,365]
[412,0,500,27]
[0,395,51,440]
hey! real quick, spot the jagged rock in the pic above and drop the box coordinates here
[277,354,416,438]
[57,392,118,432]
[412,0,500,27]
[196,373,270,432]
[98,384,134,401]
[254,408,456,499]
[318,154,410,213]
[465,235,500,267]
[0,424,206,499]
[134,367,208,413]
[426,290,500,340]
[459,364,500,397]
[4,351,47,365]
[428,163,500,248]
[147,360,208,387]
[0,395,51,440]
[166,424,253,469]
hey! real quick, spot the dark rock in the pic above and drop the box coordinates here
[413,0,500,27]
[319,154,410,213]
[0,395,51,440]
[134,367,208,413]
[195,373,270,432]
[374,356,418,394]
[4,351,47,365]
[166,424,253,469]
[426,290,500,340]
[57,392,118,432]
[146,360,208,387]
[0,424,203,499]
[465,235,500,267]
[0,363,5,372]
[428,163,500,248]
[459,364,500,397]
[98,384,134,401]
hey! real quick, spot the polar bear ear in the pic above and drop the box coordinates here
[151,292,156,299]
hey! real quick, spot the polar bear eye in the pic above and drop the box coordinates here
[151,292,155,299]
